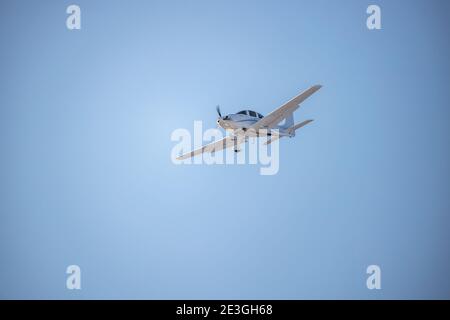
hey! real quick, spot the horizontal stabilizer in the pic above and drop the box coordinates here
[291,119,314,133]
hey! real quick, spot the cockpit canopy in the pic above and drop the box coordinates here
[236,110,264,118]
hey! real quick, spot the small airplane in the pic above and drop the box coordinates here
[177,84,322,160]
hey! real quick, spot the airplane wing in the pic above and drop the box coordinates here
[250,85,322,130]
[176,134,244,160]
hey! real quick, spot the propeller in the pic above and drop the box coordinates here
[216,105,222,118]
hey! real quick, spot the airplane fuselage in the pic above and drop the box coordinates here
[217,113,291,138]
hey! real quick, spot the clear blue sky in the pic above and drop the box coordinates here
[1,0,449,299]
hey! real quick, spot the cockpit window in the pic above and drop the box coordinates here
[237,110,262,118]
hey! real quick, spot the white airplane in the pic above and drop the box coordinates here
[177,85,322,160]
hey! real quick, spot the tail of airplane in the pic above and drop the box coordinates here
[289,119,313,135]
[265,119,314,145]
[287,119,314,137]
[279,114,313,136]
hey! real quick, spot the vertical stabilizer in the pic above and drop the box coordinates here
[280,113,294,129]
